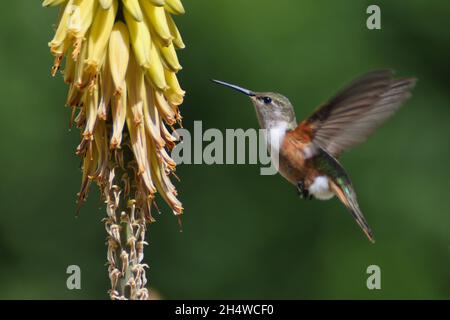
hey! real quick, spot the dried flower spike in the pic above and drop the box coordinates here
[44,0,186,300]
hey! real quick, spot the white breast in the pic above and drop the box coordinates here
[309,176,335,200]
[267,123,288,154]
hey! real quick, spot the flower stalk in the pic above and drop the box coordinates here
[44,0,186,299]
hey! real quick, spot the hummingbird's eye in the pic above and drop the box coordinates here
[262,96,272,104]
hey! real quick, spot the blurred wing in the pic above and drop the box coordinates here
[301,70,416,157]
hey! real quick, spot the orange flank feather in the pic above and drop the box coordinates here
[292,121,314,143]
[278,128,318,185]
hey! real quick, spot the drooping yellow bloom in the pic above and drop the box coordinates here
[44,0,185,300]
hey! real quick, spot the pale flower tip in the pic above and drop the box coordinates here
[99,0,113,10]
[85,60,99,75]
[97,112,107,121]
[113,88,123,97]
[42,0,54,8]
[43,0,69,8]
[82,132,93,141]
[110,139,120,149]
[149,0,166,7]
[48,41,62,53]
[166,0,185,15]
[134,117,143,125]
[161,36,175,48]
[153,83,170,92]
[123,0,144,22]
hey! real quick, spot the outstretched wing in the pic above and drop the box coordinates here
[299,70,416,157]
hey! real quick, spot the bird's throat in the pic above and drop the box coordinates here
[265,122,290,155]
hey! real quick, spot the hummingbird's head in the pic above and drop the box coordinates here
[212,80,297,129]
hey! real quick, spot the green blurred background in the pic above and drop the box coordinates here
[0,0,449,299]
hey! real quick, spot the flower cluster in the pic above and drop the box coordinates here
[44,0,185,299]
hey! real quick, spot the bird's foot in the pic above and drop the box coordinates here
[297,181,312,200]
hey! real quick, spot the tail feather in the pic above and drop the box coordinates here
[330,181,375,243]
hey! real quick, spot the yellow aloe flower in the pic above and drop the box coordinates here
[44,0,185,300]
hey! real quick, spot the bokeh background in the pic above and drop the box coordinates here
[0,0,449,299]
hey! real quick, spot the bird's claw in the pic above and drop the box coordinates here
[297,181,312,200]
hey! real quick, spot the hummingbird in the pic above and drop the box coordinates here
[212,70,416,243]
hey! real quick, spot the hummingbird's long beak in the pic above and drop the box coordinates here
[211,79,255,96]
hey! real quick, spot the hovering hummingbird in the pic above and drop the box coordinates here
[212,70,416,243]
